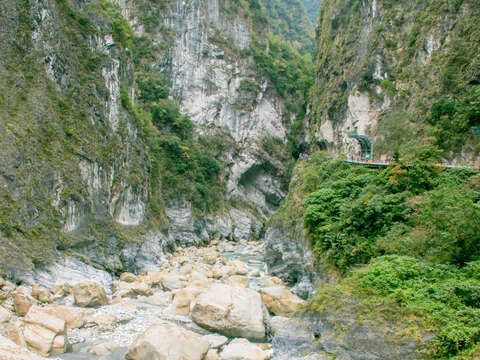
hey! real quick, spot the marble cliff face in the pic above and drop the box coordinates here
[0,0,291,280]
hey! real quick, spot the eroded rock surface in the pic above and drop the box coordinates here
[192,283,266,341]
[220,338,272,360]
[73,281,108,308]
[125,322,210,360]
[0,335,43,360]
[260,286,306,316]
[0,239,420,360]
[23,305,68,356]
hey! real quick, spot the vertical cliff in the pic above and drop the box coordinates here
[0,0,154,279]
[310,0,480,164]
[265,0,480,298]
[0,0,314,282]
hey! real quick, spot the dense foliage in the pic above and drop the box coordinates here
[313,0,480,159]
[261,0,315,54]
[428,86,480,153]
[299,0,321,23]
[350,256,480,358]
[304,156,480,269]
[301,154,480,357]
[126,61,226,216]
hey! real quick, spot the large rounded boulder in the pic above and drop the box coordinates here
[72,281,108,307]
[220,338,272,360]
[125,322,210,360]
[260,286,306,316]
[191,284,266,341]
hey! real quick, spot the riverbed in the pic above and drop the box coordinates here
[47,239,323,360]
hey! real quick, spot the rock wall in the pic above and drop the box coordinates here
[0,0,153,278]
[310,0,480,163]
[263,161,328,298]
[0,0,292,282]
[159,0,289,216]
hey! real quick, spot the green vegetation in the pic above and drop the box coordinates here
[299,0,321,23]
[295,153,480,357]
[124,71,226,215]
[96,0,134,49]
[0,0,228,276]
[250,35,314,159]
[1,0,321,277]
[252,35,314,113]
[287,1,480,355]
[303,157,480,270]
[215,0,315,159]
[261,0,315,54]
[352,256,480,358]
[428,86,480,153]
[0,0,156,275]
[313,0,480,159]
[310,255,480,359]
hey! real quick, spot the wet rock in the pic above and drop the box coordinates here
[125,322,210,360]
[192,284,265,341]
[73,281,108,307]
[23,305,68,356]
[0,335,43,360]
[14,286,36,316]
[42,304,84,329]
[220,338,271,360]
[260,286,306,316]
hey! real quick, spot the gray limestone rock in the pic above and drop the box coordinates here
[264,226,319,299]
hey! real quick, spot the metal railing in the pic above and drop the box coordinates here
[344,156,478,172]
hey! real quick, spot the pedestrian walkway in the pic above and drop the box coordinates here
[344,158,478,172]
